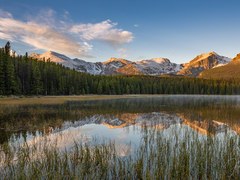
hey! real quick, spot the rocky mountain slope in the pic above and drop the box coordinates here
[30,51,182,75]
[30,51,232,77]
[177,52,231,77]
[30,51,104,74]
[200,53,240,79]
[102,58,132,74]
[117,58,182,75]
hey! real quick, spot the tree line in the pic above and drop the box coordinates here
[1,42,240,96]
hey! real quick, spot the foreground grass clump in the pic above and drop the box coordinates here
[0,128,240,179]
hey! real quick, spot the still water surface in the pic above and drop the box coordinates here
[1,95,240,154]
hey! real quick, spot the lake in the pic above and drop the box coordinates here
[1,95,240,179]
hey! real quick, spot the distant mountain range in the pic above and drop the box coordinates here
[30,51,182,75]
[30,51,237,78]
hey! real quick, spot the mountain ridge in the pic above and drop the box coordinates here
[200,53,240,79]
[30,51,232,77]
[177,52,231,77]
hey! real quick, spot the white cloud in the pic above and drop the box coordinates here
[0,18,91,57]
[0,9,12,18]
[0,31,13,40]
[0,9,133,58]
[29,8,57,26]
[70,20,134,46]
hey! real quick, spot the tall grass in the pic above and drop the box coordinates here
[0,125,239,179]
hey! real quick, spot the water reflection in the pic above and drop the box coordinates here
[0,95,240,148]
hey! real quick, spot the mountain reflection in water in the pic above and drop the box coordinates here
[1,95,240,152]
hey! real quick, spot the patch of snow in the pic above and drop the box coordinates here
[30,51,104,75]
[135,58,181,75]
[212,63,226,68]
[30,50,230,76]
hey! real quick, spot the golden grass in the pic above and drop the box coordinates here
[0,95,156,105]
[200,61,240,80]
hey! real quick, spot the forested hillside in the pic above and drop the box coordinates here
[1,42,240,95]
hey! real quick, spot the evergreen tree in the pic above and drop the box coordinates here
[4,41,11,55]
[31,65,42,95]
[0,49,5,94]
[97,81,103,94]
[4,56,17,95]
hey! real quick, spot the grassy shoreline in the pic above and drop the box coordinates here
[0,95,151,105]
[1,94,240,105]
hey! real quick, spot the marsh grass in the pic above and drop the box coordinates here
[0,126,239,179]
[0,95,146,105]
[1,96,240,179]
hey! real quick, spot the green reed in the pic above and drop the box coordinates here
[0,125,239,179]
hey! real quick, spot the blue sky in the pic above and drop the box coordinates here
[0,0,240,63]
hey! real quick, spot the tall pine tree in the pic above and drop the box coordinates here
[0,48,5,94]
[4,55,17,95]
[4,41,11,55]
[31,65,42,95]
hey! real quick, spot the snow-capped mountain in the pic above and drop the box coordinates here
[30,51,182,75]
[199,53,240,79]
[115,58,182,75]
[135,58,182,75]
[102,58,132,74]
[10,49,17,57]
[177,52,231,77]
[30,51,104,74]
[30,51,231,77]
